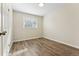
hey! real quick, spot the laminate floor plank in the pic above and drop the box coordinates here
[10,38,79,56]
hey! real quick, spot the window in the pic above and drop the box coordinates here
[24,20,37,28]
[24,15,37,28]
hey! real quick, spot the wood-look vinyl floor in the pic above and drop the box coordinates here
[10,38,79,56]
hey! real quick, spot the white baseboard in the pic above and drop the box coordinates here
[8,41,13,56]
[9,41,13,50]
[43,36,79,49]
[13,37,42,42]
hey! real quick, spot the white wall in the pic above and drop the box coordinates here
[13,11,43,42]
[43,4,79,48]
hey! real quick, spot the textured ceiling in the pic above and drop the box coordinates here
[12,3,66,16]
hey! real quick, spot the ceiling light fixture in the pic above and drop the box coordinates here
[38,3,44,7]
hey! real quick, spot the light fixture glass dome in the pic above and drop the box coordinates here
[38,3,44,7]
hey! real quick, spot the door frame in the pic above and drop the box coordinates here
[0,3,3,56]
[1,3,13,56]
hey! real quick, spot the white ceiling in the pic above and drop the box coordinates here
[12,3,65,16]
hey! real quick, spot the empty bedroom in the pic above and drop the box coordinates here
[0,3,79,56]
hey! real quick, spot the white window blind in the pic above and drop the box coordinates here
[23,14,38,28]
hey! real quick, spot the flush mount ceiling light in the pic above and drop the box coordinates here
[38,3,44,7]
